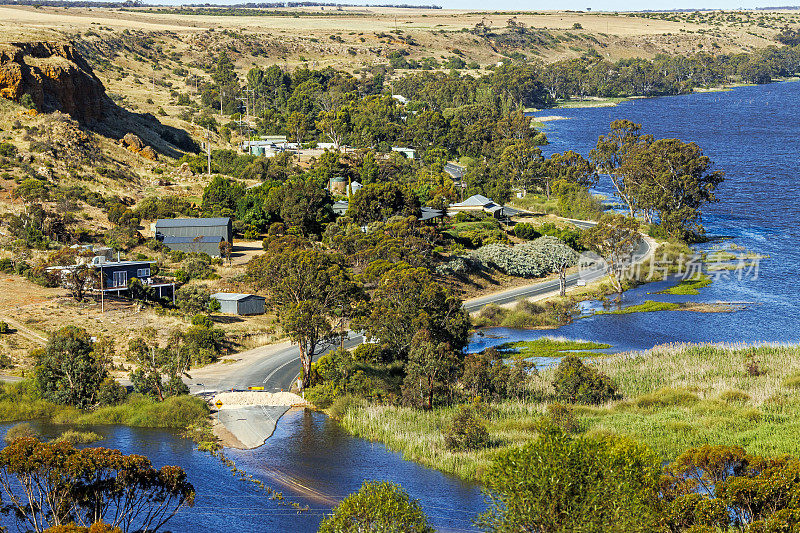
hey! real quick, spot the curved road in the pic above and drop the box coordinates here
[189,335,364,394]
[464,236,653,312]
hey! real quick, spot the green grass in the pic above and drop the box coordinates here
[473,299,580,330]
[655,274,712,295]
[554,96,630,108]
[595,300,680,315]
[498,337,612,358]
[340,344,800,482]
[0,381,209,429]
[53,429,104,445]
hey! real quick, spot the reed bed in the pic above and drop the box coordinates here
[340,343,800,482]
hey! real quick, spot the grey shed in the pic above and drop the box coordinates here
[162,235,224,257]
[155,217,233,243]
[211,293,266,315]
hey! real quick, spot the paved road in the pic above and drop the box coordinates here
[189,334,364,395]
[464,236,653,312]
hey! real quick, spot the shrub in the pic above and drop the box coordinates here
[478,429,662,532]
[4,422,38,443]
[97,378,127,406]
[552,355,619,405]
[52,429,103,445]
[546,402,581,433]
[513,222,541,240]
[305,382,336,409]
[782,374,800,389]
[745,355,765,377]
[174,285,213,315]
[444,405,490,451]
[634,388,698,409]
[328,395,356,420]
[319,481,433,533]
[0,142,17,158]
[718,389,751,403]
[0,321,10,334]
[191,314,214,328]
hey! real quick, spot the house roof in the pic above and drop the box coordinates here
[155,217,230,228]
[95,261,154,269]
[211,293,265,301]
[451,194,494,208]
[419,207,444,221]
[162,236,224,244]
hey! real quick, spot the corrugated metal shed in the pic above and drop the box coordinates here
[162,236,224,257]
[211,293,266,315]
[155,217,232,243]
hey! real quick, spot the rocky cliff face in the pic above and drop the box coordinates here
[0,41,109,124]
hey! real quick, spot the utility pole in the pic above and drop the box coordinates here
[206,128,212,177]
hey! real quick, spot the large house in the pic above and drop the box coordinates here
[155,218,232,255]
[49,254,175,301]
[94,259,173,299]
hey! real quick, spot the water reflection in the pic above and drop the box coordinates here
[0,412,485,533]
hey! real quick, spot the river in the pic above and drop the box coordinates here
[0,412,484,532]
[475,81,800,354]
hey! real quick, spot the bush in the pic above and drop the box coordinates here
[634,388,698,409]
[444,405,490,451]
[191,314,214,328]
[513,222,541,240]
[174,255,214,283]
[546,402,581,433]
[328,395,356,420]
[552,355,619,405]
[0,142,17,158]
[4,422,38,443]
[319,481,433,533]
[96,378,127,406]
[0,321,10,334]
[174,285,213,315]
[52,429,104,445]
[477,429,662,532]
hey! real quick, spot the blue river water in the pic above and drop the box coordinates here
[475,81,800,354]
[0,412,484,532]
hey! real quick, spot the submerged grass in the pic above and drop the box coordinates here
[498,337,612,358]
[340,343,800,482]
[656,274,712,295]
[595,300,680,315]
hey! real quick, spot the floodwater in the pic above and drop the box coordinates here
[489,81,800,355]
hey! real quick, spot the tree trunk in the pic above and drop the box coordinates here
[300,345,313,389]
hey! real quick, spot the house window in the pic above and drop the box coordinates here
[112,271,127,288]
[137,268,151,278]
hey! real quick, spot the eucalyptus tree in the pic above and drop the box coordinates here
[580,214,641,295]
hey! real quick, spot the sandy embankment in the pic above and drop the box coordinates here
[211,391,313,449]
[212,391,309,408]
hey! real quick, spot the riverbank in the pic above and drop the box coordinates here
[338,343,800,482]
[527,77,800,113]
[0,380,210,431]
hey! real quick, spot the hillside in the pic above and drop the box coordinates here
[0,6,796,128]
